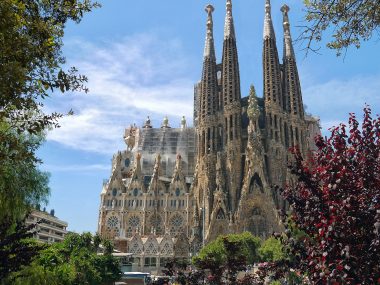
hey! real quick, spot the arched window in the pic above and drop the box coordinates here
[216,209,225,220]
[249,173,264,194]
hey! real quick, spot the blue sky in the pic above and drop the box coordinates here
[38,0,380,233]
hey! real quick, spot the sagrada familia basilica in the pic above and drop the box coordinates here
[98,0,320,272]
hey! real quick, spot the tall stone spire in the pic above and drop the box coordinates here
[282,4,294,58]
[203,4,216,60]
[192,5,220,243]
[199,4,219,156]
[281,4,304,119]
[221,0,242,213]
[222,0,240,107]
[224,0,235,40]
[262,0,287,185]
[263,0,275,40]
[262,0,282,109]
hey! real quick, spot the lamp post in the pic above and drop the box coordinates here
[200,207,205,248]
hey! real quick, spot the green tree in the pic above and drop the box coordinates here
[301,0,380,55]
[0,0,99,280]
[0,132,50,280]
[4,232,121,285]
[0,131,50,220]
[193,232,262,284]
[259,237,285,262]
[0,216,45,281]
[0,0,99,137]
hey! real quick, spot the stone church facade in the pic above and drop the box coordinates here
[98,0,320,271]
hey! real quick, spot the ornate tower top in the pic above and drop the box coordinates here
[281,4,294,57]
[281,4,290,26]
[204,4,216,59]
[161,116,170,128]
[144,116,152,128]
[181,116,187,129]
[263,0,275,39]
[224,0,235,40]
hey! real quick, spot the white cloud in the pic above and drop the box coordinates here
[45,34,380,154]
[45,34,196,154]
[303,74,380,133]
[41,163,110,172]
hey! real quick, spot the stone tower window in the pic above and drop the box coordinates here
[216,209,225,220]
[125,158,130,168]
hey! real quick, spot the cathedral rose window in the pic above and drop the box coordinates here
[128,216,140,228]
[150,215,162,228]
[107,216,119,228]
[170,214,183,227]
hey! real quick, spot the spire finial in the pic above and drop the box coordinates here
[205,4,214,32]
[281,4,291,33]
[281,4,294,57]
[224,0,235,39]
[144,115,152,128]
[204,4,216,58]
[161,116,170,128]
[181,116,186,129]
[205,4,214,16]
[265,0,271,15]
[263,0,275,39]
[226,0,232,12]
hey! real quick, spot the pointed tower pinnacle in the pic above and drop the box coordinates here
[204,5,216,59]
[198,4,219,155]
[148,153,162,193]
[263,0,275,40]
[224,0,235,40]
[262,0,283,109]
[171,154,185,186]
[281,4,294,58]
[131,152,142,182]
[281,4,304,119]
[221,0,242,213]
[222,0,241,108]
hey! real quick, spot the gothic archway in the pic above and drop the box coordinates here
[249,173,264,194]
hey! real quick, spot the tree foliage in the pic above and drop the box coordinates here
[0,131,50,281]
[4,232,121,285]
[258,237,284,262]
[0,0,99,136]
[0,131,50,220]
[0,216,45,281]
[301,0,380,55]
[0,0,98,280]
[272,106,380,284]
[192,232,262,284]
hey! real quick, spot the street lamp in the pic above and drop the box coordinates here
[199,207,205,248]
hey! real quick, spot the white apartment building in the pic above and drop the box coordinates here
[26,209,68,243]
